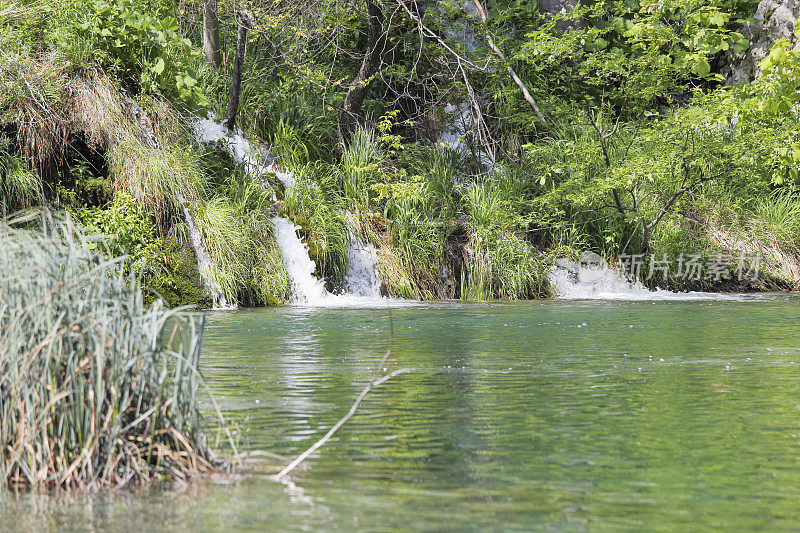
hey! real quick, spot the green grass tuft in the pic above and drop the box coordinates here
[284,162,349,289]
[0,138,42,218]
[0,212,224,490]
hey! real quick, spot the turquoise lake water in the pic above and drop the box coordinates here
[3,296,800,531]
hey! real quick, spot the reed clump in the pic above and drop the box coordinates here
[0,213,223,491]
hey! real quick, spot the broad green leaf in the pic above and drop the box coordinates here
[152,57,165,75]
[693,57,711,77]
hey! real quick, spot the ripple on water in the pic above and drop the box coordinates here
[6,298,800,531]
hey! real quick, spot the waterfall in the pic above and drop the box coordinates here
[193,115,294,191]
[436,2,495,169]
[193,114,388,306]
[122,99,232,308]
[548,254,735,301]
[547,258,661,300]
[272,217,331,305]
[344,229,382,298]
[178,196,231,308]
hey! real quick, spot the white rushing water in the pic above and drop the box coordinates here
[438,101,473,154]
[272,217,331,305]
[194,115,389,306]
[178,196,232,309]
[548,254,737,301]
[436,2,495,170]
[344,229,382,298]
[193,115,294,190]
[272,217,396,307]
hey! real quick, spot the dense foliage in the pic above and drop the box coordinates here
[2,0,799,305]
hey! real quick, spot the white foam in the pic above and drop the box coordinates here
[272,216,331,305]
[344,229,382,298]
[548,259,738,301]
[272,218,406,308]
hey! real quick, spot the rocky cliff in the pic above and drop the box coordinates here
[722,0,800,83]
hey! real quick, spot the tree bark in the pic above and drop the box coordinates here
[225,18,249,130]
[202,0,222,68]
[338,0,386,146]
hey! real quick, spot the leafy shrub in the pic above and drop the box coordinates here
[518,0,754,113]
[72,192,210,307]
[72,191,155,261]
[64,0,208,108]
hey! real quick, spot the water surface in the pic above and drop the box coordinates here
[4,297,800,531]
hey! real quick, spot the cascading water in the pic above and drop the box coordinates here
[122,99,231,308]
[178,196,231,308]
[270,218,388,306]
[271,217,331,305]
[436,2,495,170]
[193,114,388,306]
[344,229,382,298]
[548,258,662,300]
[193,115,294,190]
[438,101,473,154]
[548,254,736,301]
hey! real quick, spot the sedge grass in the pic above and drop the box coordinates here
[462,181,550,300]
[753,192,800,249]
[284,163,349,289]
[0,140,41,218]
[0,212,227,490]
[340,127,383,212]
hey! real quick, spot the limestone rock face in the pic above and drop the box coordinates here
[538,0,577,15]
[538,0,579,30]
[722,0,800,84]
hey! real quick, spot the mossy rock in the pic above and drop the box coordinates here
[144,245,212,309]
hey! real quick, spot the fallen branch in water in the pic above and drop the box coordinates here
[273,350,412,481]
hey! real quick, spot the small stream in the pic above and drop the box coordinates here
[178,195,231,309]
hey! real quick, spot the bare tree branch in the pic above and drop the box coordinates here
[470,0,546,123]
[273,350,412,481]
[338,0,388,145]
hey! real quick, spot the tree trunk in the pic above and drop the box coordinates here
[202,0,222,68]
[225,19,249,130]
[337,0,386,146]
